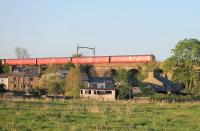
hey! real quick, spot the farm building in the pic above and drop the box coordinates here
[80,88,117,101]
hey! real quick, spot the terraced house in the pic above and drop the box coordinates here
[8,72,40,92]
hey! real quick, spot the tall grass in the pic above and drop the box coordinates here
[0,98,200,130]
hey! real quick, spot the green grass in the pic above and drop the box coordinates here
[0,99,200,131]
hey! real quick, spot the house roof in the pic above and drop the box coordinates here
[9,72,40,77]
[0,73,11,78]
[57,70,69,74]
[89,77,114,83]
[81,88,117,91]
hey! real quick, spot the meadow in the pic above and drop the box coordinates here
[0,98,200,131]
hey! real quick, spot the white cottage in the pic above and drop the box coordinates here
[0,74,10,90]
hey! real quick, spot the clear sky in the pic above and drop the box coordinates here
[0,0,200,61]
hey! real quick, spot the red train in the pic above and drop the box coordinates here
[1,55,155,65]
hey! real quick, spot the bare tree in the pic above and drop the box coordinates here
[15,46,30,58]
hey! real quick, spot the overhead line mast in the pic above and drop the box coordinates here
[77,44,96,57]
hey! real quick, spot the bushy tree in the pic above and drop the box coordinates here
[64,67,84,98]
[45,65,61,73]
[114,69,129,87]
[0,64,10,73]
[64,62,75,70]
[0,64,4,73]
[142,62,160,79]
[80,64,93,76]
[163,39,200,95]
[114,69,132,99]
[72,53,82,58]
[39,73,64,95]
[114,68,148,99]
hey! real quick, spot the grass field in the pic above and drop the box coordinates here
[0,99,200,131]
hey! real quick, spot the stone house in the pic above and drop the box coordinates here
[80,77,117,101]
[8,72,40,92]
[80,88,117,101]
[87,77,115,89]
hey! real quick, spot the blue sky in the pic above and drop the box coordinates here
[0,0,200,61]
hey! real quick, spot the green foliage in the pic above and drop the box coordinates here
[80,64,93,76]
[141,88,155,96]
[45,65,61,73]
[141,62,160,79]
[0,100,200,130]
[163,39,200,95]
[72,53,82,57]
[39,73,64,95]
[115,68,144,88]
[29,87,48,96]
[117,84,132,99]
[0,64,10,73]
[150,94,200,102]
[114,69,129,88]
[115,69,143,99]
[64,62,75,70]
[0,64,4,73]
[64,67,84,98]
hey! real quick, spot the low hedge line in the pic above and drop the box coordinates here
[150,94,200,102]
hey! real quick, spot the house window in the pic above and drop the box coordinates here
[21,84,25,89]
[97,91,112,95]
[13,77,16,81]
[80,90,83,94]
[14,84,16,88]
[85,90,91,94]
[97,91,104,95]
[29,78,33,81]
[106,91,112,94]
[94,91,97,94]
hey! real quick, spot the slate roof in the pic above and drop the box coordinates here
[0,73,11,78]
[89,77,114,83]
[10,71,40,77]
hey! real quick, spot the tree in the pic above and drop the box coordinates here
[80,64,94,77]
[0,64,4,73]
[39,73,64,95]
[15,46,30,58]
[163,39,200,95]
[45,65,60,73]
[64,67,84,98]
[64,62,75,70]
[114,69,129,88]
[114,68,148,99]
[0,64,10,73]
[72,53,82,58]
[114,69,132,99]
